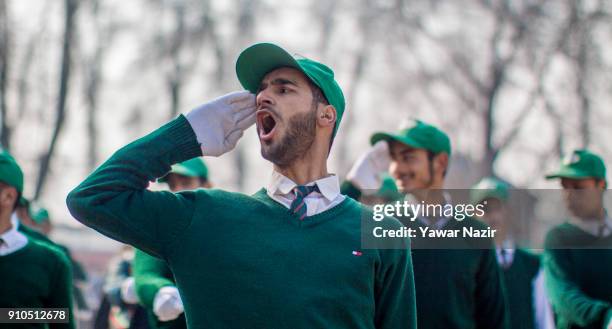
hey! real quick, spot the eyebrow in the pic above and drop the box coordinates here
[258,78,299,92]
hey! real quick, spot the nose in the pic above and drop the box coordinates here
[256,88,274,108]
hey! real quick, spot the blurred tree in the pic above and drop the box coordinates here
[335,0,377,173]
[0,0,10,150]
[34,0,79,200]
[393,0,611,184]
[231,0,260,191]
[81,0,120,170]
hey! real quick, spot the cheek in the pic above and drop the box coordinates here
[409,160,429,178]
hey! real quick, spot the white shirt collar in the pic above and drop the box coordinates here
[570,212,612,237]
[496,239,516,267]
[267,170,341,201]
[0,217,28,256]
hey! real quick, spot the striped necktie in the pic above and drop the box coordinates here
[290,185,319,220]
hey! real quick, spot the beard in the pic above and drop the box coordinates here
[261,107,317,167]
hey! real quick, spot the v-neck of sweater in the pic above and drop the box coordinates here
[251,188,358,228]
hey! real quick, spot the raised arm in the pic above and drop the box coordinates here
[66,91,256,257]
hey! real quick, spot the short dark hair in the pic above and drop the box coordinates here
[307,80,336,150]
[426,150,448,178]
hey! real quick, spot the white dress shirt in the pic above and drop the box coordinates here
[570,213,612,237]
[266,171,345,217]
[0,216,28,256]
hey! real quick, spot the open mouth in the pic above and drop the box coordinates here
[256,109,278,142]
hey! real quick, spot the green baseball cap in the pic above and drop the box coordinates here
[545,149,606,182]
[370,119,451,155]
[159,157,209,183]
[0,151,24,194]
[470,177,510,204]
[235,43,346,138]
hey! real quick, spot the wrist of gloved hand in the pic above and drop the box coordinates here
[185,91,256,157]
[153,286,184,322]
[346,141,391,193]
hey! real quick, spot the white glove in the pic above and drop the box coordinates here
[186,91,257,157]
[120,277,139,304]
[153,286,184,322]
[346,141,391,193]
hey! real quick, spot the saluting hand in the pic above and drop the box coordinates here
[153,286,184,322]
[346,141,391,192]
[186,91,257,157]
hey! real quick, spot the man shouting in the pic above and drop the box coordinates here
[67,43,416,329]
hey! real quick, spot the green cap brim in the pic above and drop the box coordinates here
[370,132,426,149]
[236,43,303,94]
[545,168,595,180]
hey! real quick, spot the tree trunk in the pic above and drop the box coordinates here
[34,0,78,199]
[0,1,10,150]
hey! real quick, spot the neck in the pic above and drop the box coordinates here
[576,207,606,221]
[274,147,329,185]
[412,188,446,205]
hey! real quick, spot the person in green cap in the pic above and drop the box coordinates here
[67,42,416,329]
[342,119,509,329]
[131,157,210,329]
[471,177,555,329]
[157,157,211,191]
[543,149,612,329]
[0,152,75,329]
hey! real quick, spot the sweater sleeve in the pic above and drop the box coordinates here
[544,248,611,328]
[47,248,75,329]
[373,217,417,329]
[66,115,203,258]
[133,249,175,310]
[474,247,510,329]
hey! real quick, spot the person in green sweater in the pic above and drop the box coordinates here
[10,197,90,317]
[543,149,612,329]
[0,152,75,329]
[471,177,555,329]
[133,157,211,329]
[67,42,416,329]
[342,119,509,329]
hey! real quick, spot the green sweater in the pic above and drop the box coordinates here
[544,223,612,329]
[17,223,89,310]
[133,249,186,329]
[0,238,75,329]
[502,248,540,329]
[405,218,509,329]
[342,181,509,329]
[66,115,417,329]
